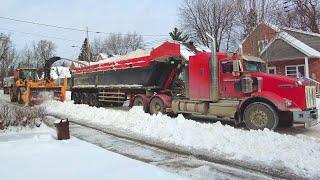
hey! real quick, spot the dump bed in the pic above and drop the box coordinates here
[72,41,186,90]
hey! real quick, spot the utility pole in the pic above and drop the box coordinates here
[86,26,90,63]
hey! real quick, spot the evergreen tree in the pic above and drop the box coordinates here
[78,38,92,62]
[169,27,189,42]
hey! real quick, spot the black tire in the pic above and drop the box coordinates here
[88,93,95,106]
[92,93,100,107]
[79,93,86,104]
[149,97,166,115]
[83,93,90,105]
[73,92,81,104]
[133,96,144,106]
[182,113,192,119]
[243,102,279,130]
[17,87,25,104]
[10,88,17,102]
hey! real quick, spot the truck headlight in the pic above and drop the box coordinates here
[284,99,292,107]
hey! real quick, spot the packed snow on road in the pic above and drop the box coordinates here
[0,124,182,180]
[43,97,320,179]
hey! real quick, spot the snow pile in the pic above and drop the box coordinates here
[43,100,320,178]
[50,66,71,79]
[0,125,181,180]
[92,49,151,65]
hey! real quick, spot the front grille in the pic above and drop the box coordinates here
[305,86,317,109]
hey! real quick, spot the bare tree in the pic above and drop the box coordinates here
[179,0,239,51]
[0,34,15,87]
[32,40,56,69]
[284,0,319,33]
[105,32,144,55]
[17,45,34,68]
[91,32,145,57]
[91,37,105,56]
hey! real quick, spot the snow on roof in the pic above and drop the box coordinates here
[242,55,265,63]
[98,53,109,59]
[92,49,151,65]
[260,31,320,57]
[280,26,320,38]
[50,66,71,79]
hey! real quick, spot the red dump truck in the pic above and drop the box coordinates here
[71,41,318,130]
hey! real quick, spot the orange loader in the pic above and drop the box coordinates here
[9,57,67,106]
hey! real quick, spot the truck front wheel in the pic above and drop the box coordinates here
[243,102,279,130]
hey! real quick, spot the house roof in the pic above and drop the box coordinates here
[260,31,320,58]
[259,23,320,59]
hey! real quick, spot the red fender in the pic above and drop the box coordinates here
[239,91,290,113]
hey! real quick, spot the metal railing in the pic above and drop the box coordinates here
[306,77,320,96]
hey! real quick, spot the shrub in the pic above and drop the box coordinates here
[0,105,46,130]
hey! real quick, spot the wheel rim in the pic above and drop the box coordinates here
[150,98,165,114]
[249,110,268,128]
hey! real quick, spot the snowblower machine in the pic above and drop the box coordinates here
[9,57,67,106]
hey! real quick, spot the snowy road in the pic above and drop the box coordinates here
[44,116,274,180]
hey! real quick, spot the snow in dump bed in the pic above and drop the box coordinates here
[43,100,320,178]
[0,125,182,180]
[50,66,71,79]
[92,49,151,65]
[91,40,211,65]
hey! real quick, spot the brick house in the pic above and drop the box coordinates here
[242,22,320,82]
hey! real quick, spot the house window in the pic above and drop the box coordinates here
[285,65,305,78]
[258,39,269,53]
[267,66,276,74]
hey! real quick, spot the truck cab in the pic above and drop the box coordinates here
[174,51,318,130]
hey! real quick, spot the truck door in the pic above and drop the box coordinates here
[220,60,243,99]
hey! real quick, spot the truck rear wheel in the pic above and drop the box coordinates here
[133,96,144,106]
[149,97,166,115]
[243,102,279,130]
[80,93,86,104]
[74,92,80,104]
[88,93,96,106]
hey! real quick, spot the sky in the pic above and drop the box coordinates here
[0,0,182,59]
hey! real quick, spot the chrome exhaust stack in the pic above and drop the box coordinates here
[206,33,219,102]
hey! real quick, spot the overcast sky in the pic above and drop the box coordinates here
[0,0,182,58]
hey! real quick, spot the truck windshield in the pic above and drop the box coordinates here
[244,60,266,72]
[19,70,39,80]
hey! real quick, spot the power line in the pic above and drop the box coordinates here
[0,27,82,42]
[0,16,169,37]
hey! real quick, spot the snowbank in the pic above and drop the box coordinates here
[43,100,320,178]
[0,125,182,180]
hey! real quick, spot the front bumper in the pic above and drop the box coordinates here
[291,109,318,128]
